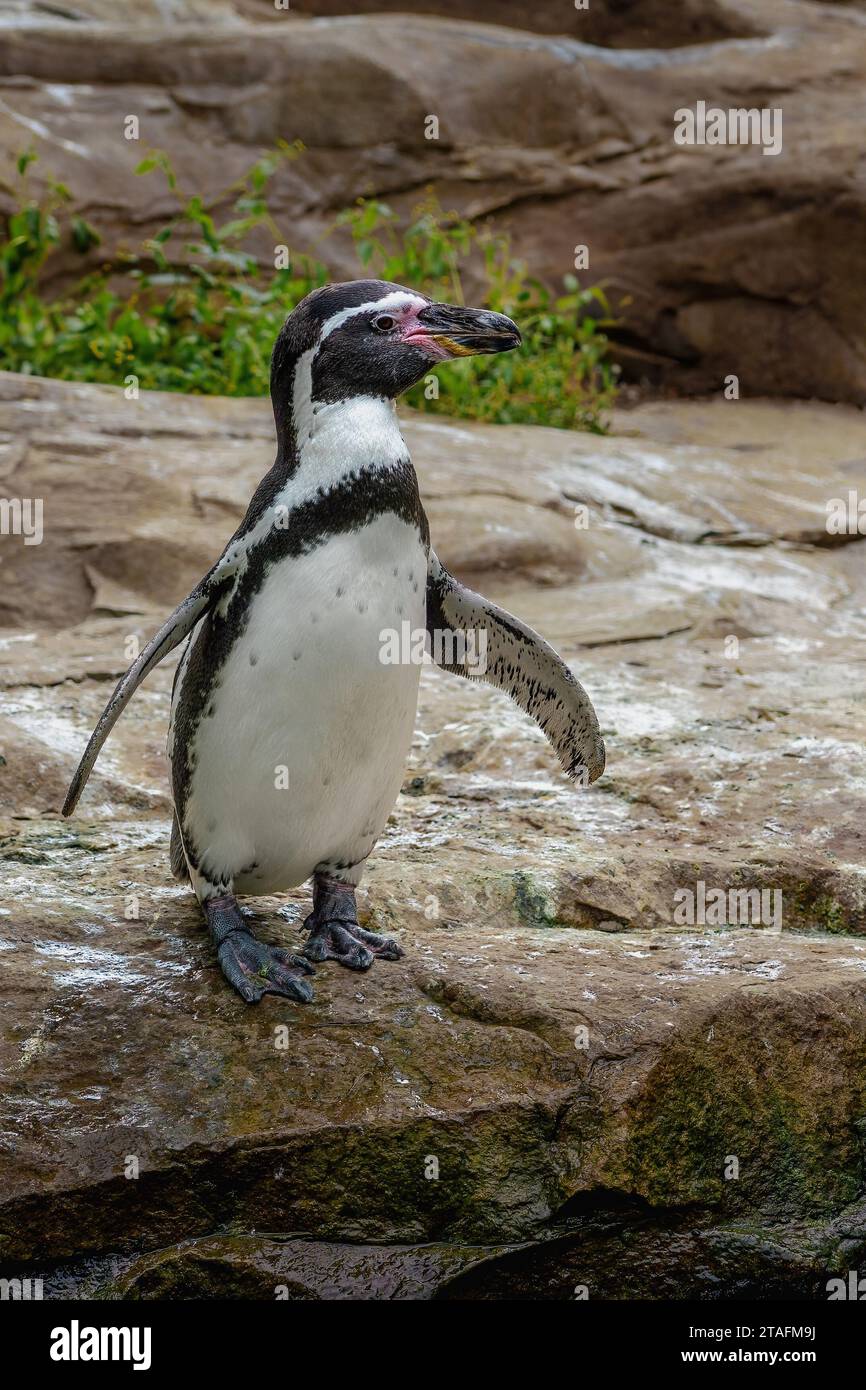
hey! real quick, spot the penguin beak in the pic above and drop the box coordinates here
[407,303,522,357]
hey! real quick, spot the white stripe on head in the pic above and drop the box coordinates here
[282,293,419,511]
[318,291,427,342]
[290,290,426,458]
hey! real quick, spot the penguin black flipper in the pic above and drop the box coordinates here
[62,570,232,817]
[169,811,189,883]
[425,549,605,784]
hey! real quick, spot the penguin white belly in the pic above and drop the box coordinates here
[179,512,427,895]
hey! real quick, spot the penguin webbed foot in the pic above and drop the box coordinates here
[205,894,315,1005]
[303,917,403,970]
[302,875,403,971]
[220,935,315,1004]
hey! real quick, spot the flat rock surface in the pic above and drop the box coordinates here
[1,373,865,1297]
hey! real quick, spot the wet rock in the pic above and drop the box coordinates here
[1,373,865,1295]
[101,1234,513,1301]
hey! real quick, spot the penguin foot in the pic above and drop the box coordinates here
[302,875,403,971]
[303,918,403,970]
[204,894,315,1004]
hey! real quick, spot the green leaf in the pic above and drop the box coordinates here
[71,217,101,254]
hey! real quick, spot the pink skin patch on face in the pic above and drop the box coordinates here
[399,305,452,360]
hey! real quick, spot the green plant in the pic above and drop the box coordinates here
[0,144,326,396]
[0,148,618,429]
[338,194,619,431]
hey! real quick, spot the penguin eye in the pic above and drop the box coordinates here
[371,314,397,332]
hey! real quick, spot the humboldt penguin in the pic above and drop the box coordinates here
[63,281,605,1003]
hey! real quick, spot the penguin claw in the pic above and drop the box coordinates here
[303,920,373,970]
[272,946,316,974]
[217,933,316,1005]
[350,924,404,961]
[302,918,403,970]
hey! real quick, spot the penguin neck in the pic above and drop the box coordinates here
[272,346,407,488]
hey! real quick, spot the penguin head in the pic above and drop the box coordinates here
[271,279,521,415]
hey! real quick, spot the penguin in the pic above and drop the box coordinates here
[63,280,605,1003]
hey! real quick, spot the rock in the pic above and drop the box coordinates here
[241,0,762,49]
[1,373,865,1295]
[93,1235,516,1301]
[0,2,864,401]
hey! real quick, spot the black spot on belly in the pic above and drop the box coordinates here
[249,653,258,666]
[293,650,302,661]
[357,600,367,613]
[336,586,345,598]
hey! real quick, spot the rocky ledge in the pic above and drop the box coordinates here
[1,373,865,1297]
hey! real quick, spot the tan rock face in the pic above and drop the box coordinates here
[239,0,762,48]
[1,1,864,401]
[1,373,865,1296]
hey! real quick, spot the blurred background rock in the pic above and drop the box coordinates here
[1,0,864,401]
